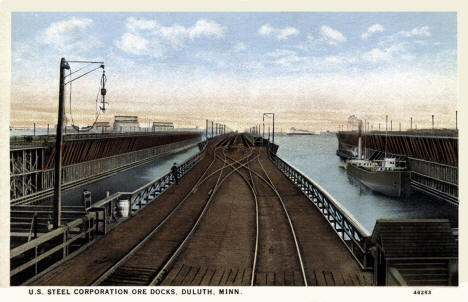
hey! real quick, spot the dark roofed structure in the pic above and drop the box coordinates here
[371,219,457,259]
[371,219,458,286]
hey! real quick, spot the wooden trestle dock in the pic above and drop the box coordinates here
[25,134,373,286]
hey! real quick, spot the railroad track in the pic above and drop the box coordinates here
[91,134,257,286]
[91,134,309,286]
[154,134,260,286]
[154,134,307,286]
[223,137,308,286]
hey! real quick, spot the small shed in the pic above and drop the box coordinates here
[113,116,140,133]
[94,121,110,133]
[371,219,457,286]
[152,121,174,131]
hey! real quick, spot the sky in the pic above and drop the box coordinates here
[11,12,457,131]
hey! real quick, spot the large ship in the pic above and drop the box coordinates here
[345,157,408,197]
[286,127,316,135]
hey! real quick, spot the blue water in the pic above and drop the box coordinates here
[59,146,200,206]
[275,135,458,232]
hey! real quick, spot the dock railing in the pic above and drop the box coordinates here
[93,147,204,226]
[270,152,373,270]
[10,211,102,285]
[10,142,207,285]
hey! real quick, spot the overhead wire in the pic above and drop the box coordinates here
[67,64,107,133]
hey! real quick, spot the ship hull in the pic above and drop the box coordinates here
[345,162,406,197]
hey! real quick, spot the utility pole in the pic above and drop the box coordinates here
[206,119,208,139]
[272,115,275,144]
[410,117,412,130]
[211,121,214,138]
[51,58,106,229]
[432,115,434,130]
[53,58,70,229]
[386,115,388,131]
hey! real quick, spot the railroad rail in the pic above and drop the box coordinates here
[270,152,373,270]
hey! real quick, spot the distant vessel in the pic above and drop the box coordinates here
[343,119,409,197]
[286,127,316,135]
[345,157,408,197]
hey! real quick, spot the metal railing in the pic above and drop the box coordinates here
[10,142,207,285]
[93,148,204,226]
[270,153,373,270]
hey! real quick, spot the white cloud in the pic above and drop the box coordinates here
[158,20,226,47]
[320,25,346,45]
[116,33,149,56]
[397,26,431,38]
[361,24,384,39]
[116,18,226,56]
[362,48,390,62]
[362,43,407,63]
[258,24,299,40]
[126,17,157,32]
[259,24,274,36]
[188,19,226,39]
[39,17,101,53]
[277,27,299,40]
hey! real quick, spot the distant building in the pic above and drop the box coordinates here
[152,121,174,131]
[113,116,140,133]
[93,121,111,133]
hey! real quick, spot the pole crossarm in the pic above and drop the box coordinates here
[64,64,104,85]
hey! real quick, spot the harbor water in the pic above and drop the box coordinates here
[275,135,458,232]
[60,146,200,206]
